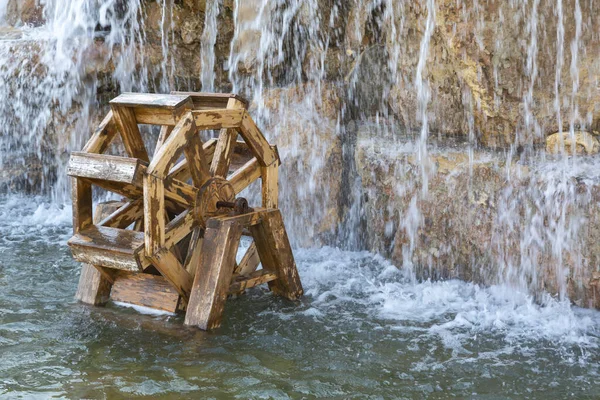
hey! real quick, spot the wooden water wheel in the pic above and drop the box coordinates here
[68,92,303,330]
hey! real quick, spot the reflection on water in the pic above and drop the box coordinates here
[0,196,599,398]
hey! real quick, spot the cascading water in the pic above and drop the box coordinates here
[0,1,599,396]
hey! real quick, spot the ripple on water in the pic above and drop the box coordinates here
[0,196,599,398]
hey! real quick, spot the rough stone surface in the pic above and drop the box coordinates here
[546,131,600,155]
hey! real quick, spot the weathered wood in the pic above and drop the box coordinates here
[75,202,121,306]
[171,91,249,110]
[154,125,174,158]
[229,269,277,294]
[71,177,93,234]
[110,271,180,312]
[184,134,211,187]
[111,93,192,109]
[148,113,196,179]
[68,225,145,271]
[67,152,147,185]
[249,210,303,300]
[183,227,203,278]
[98,200,143,229]
[235,241,261,276]
[143,174,165,256]
[184,219,242,329]
[149,248,193,299]
[191,109,245,130]
[164,209,196,250]
[261,163,279,209]
[110,105,149,162]
[229,158,261,194]
[82,111,118,154]
[238,112,278,167]
[169,138,217,182]
[210,98,245,177]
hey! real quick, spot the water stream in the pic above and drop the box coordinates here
[1,0,599,397]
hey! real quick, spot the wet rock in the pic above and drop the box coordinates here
[4,0,44,26]
[546,131,600,155]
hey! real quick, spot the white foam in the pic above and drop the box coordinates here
[112,301,176,316]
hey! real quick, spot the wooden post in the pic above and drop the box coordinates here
[184,218,243,329]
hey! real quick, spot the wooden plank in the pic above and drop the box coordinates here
[154,125,174,158]
[143,174,165,255]
[169,138,217,182]
[164,209,196,250]
[82,111,118,154]
[68,225,145,271]
[110,93,191,109]
[261,163,279,208]
[110,271,180,313]
[71,177,93,234]
[184,134,211,187]
[229,269,277,294]
[110,105,149,162]
[67,152,147,185]
[149,248,193,299]
[184,219,243,329]
[210,98,245,177]
[249,210,303,300]
[235,241,261,276]
[238,112,278,167]
[98,200,143,229]
[229,158,261,194]
[183,227,203,278]
[171,91,249,109]
[148,112,196,179]
[191,109,245,130]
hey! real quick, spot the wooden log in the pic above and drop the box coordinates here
[68,225,145,271]
[238,112,278,167]
[143,174,165,255]
[191,109,245,130]
[183,134,211,187]
[110,271,180,313]
[249,210,303,300]
[229,158,261,194]
[110,105,149,162]
[184,218,242,329]
[235,241,261,276]
[261,163,279,209]
[149,248,193,299]
[82,111,118,154]
[228,269,277,294]
[67,152,147,186]
[71,177,93,234]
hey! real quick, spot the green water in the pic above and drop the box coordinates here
[0,197,599,399]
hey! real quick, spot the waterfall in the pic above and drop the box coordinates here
[1,0,599,307]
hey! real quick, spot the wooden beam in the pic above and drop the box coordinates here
[71,177,93,234]
[249,210,303,300]
[164,210,196,250]
[149,248,193,299]
[98,200,143,229]
[210,98,245,177]
[229,269,277,294]
[235,241,261,276]
[110,271,181,313]
[67,152,147,186]
[82,111,118,154]
[229,158,261,194]
[154,125,174,158]
[261,163,278,209]
[110,105,149,162]
[148,112,196,179]
[171,91,249,110]
[183,228,204,278]
[184,134,211,188]
[184,219,242,329]
[238,112,278,167]
[143,174,165,256]
[191,109,245,130]
[169,138,217,182]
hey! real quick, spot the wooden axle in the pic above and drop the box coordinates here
[70,92,302,330]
